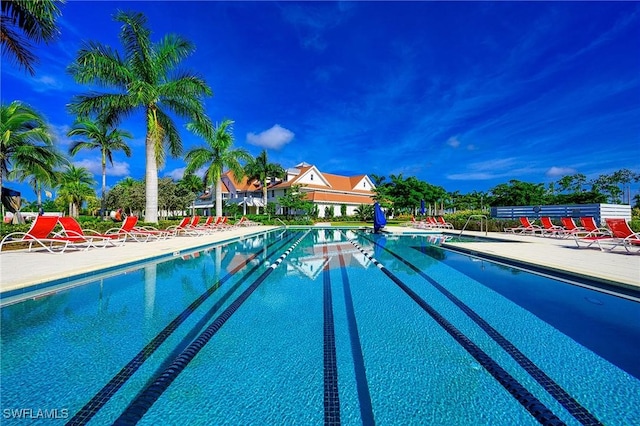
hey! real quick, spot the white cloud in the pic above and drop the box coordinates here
[165,167,186,180]
[165,166,206,180]
[447,172,500,181]
[545,166,577,177]
[246,124,295,150]
[30,75,66,93]
[446,136,461,148]
[50,123,72,148]
[73,159,130,177]
[446,157,521,180]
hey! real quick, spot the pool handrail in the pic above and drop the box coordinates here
[459,214,488,236]
[275,218,287,228]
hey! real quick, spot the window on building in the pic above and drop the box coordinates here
[310,174,314,181]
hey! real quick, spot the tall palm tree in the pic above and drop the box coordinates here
[243,149,285,213]
[0,0,63,75]
[67,117,132,218]
[67,10,212,223]
[0,101,62,199]
[57,164,96,217]
[184,119,251,218]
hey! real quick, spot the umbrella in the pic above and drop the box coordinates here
[420,199,425,216]
[373,202,386,233]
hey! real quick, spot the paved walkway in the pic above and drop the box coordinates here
[0,226,275,294]
[440,229,640,292]
[1,225,638,298]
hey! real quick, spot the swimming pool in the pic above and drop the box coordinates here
[1,228,639,425]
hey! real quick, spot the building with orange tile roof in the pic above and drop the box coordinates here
[194,162,376,218]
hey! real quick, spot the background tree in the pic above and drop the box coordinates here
[67,117,132,218]
[1,101,64,201]
[243,149,285,213]
[279,184,313,218]
[185,119,251,218]
[105,177,145,216]
[488,180,547,206]
[556,173,587,194]
[591,174,623,204]
[611,168,639,204]
[0,0,63,75]
[157,177,191,219]
[178,173,204,217]
[354,204,374,221]
[57,164,96,217]
[369,174,386,186]
[10,155,66,214]
[68,10,212,223]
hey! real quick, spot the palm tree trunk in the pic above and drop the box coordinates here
[215,179,223,218]
[101,155,107,219]
[36,181,43,213]
[262,185,268,215]
[145,133,159,223]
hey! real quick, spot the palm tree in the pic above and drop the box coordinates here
[10,153,67,213]
[184,119,251,218]
[67,117,132,218]
[57,164,96,217]
[0,101,63,199]
[243,149,285,214]
[0,0,63,75]
[67,10,212,223]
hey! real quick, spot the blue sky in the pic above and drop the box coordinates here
[2,1,639,201]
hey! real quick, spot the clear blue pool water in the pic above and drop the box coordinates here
[1,228,639,425]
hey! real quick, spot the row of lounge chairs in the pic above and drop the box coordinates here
[0,214,261,254]
[505,216,639,254]
[410,216,454,229]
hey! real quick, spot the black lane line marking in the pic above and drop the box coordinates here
[322,245,341,426]
[398,242,604,426]
[347,237,565,426]
[335,245,375,425]
[113,231,310,425]
[66,231,298,426]
[146,240,297,383]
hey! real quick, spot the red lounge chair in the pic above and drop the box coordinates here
[218,216,232,229]
[560,217,587,237]
[579,217,611,236]
[574,217,616,251]
[192,216,221,233]
[604,218,640,254]
[504,217,543,235]
[199,216,215,228]
[106,216,171,242]
[436,217,454,229]
[167,217,206,236]
[0,215,92,253]
[539,217,566,238]
[58,216,126,248]
[410,216,428,229]
[235,216,260,227]
[426,217,441,228]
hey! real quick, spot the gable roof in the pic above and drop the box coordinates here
[219,162,375,205]
[272,165,374,193]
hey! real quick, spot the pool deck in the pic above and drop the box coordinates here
[1,225,638,298]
